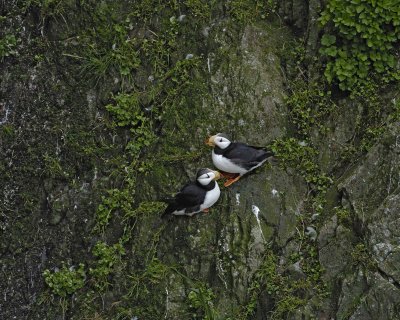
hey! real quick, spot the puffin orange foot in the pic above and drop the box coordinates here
[224,175,241,187]
[220,171,239,179]
[202,208,210,213]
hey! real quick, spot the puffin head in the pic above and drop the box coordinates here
[196,168,221,186]
[205,133,231,149]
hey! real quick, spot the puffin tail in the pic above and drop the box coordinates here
[264,149,274,158]
[258,147,274,161]
[264,144,279,164]
[161,202,177,219]
[251,145,274,159]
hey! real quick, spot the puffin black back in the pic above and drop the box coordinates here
[206,133,275,187]
[161,168,221,217]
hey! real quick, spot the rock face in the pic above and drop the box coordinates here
[150,21,307,318]
[331,123,400,320]
[207,25,287,142]
[1,1,400,319]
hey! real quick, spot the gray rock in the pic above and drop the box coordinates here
[333,123,400,318]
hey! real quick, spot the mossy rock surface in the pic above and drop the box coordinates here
[1,1,400,319]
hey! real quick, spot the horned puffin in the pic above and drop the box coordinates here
[205,133,274,187]
[163,168,221,217]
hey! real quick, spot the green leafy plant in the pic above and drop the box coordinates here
[106,92,156,155]
[320,0,400,90]
[95,188,134,232]
[188,283,220,320]
[89,241,125,291]
[43,263,86,297]
[0,34,17,61]
[80,21,141,85]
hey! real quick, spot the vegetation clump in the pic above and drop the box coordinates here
[320,0,400,90]
[188,283,219,320]
[285,82,336,137]
[351,243,378,271]
[89,241,125,291]
[0,34,18,61]
[271,138,332,192]
[43,263,86,297]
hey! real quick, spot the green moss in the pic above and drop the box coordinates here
[127,201,166,219]
[237,250,309,320]
[117,258,174,319]
[285,82,336,137]
[335,207,352,226]
[335,80,399,164]
[79,21,141,86]
[184,0,214,19]
[1,124,14,136]
[22,0,74,18]
[351,243,377,271]
[271,138,332,193]
[227,0,275,24]
[42,153,68,179]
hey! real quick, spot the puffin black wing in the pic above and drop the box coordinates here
[175,183,207,206]
[163,182,206,216]
[223,143,274,170]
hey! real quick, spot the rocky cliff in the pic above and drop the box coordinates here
[1,1,399,319]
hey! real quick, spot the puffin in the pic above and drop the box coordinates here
[205,133,274,187]
[163,168,221,217]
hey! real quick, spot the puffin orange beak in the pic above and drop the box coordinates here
[213,171,221,180]
[205,135,216,146]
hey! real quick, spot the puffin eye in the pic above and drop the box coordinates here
[219,138,223,142]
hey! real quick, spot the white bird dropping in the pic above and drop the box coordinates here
[252,205,260,216]
[236,193,240,205]
[252,205,266,243]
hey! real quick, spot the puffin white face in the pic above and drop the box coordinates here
[206,134,231,149]
[197,169,221,186]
